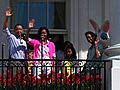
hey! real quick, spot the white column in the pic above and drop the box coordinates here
[68,0,79,58]
[108,0,120,90]
[78,0,89,59]
[110,0,120,45]
[69,0,92,59]
[112,60,120,90]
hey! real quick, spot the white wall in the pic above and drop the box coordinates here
[109,0,120,90]
[0,0,9,59]
[110,0,120,46]
[112,60,120,90]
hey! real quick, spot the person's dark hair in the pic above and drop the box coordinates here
[64,41,73,49]
[64,44,77,59]
[38,26,49,39]
[85,31,97,40]
[14,24,24,29]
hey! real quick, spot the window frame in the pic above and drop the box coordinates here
[10,0,67,35]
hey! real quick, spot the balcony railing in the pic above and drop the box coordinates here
[0,59,111,90]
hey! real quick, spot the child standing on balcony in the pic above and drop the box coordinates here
[63,42,78,75]
[25,23,56,78]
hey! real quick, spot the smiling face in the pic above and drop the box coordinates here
[14,24,24,37]
[41,29,48,40]
[85,31,97,45]
[86,33,96,44]
[38,27,49,41]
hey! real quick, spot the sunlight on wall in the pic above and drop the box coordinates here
[78,50,88,59]
[76,50,88,67]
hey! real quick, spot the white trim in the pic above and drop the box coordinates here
[11,0,65,3]
[10,29,67,34]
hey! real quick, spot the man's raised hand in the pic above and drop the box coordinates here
[6,7,12,17]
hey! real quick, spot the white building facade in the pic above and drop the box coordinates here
[0,0,120,90]
[0,0,113,59]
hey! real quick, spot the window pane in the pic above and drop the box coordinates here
[11,2,28,28]
[11,2,47,29]
[48,2,66,29]
[29,2,47,28]
[10,0,66,29]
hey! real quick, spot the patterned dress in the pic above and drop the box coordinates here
[28,38,56,78]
